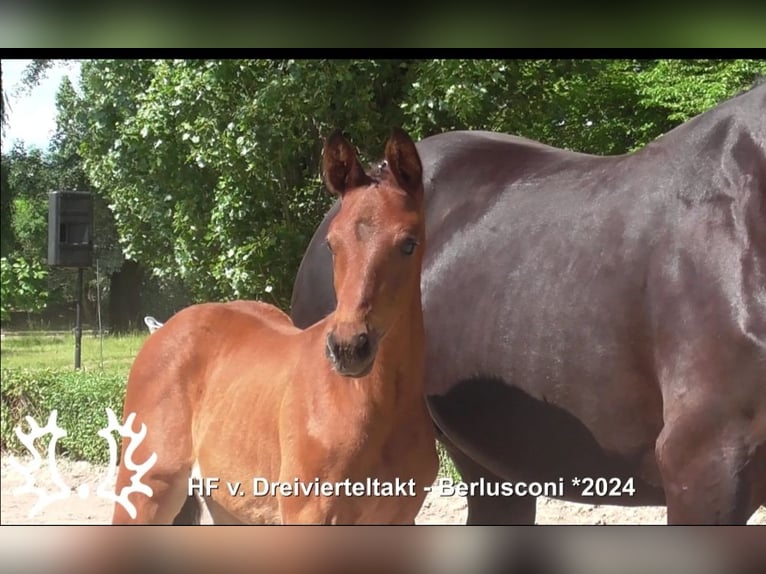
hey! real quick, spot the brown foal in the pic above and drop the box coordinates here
[111,128,438,524]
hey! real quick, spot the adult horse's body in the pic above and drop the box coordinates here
[112,128,438,524]
[290,84,766,524]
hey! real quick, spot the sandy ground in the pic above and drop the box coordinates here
[2,455,764,525]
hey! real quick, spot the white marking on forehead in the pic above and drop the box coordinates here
[355,218,374,241]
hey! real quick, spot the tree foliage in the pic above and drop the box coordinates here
[51,75,124,282]
[75,59,410,305]
[0,256,48,320]
[401,59,663,153]
[401,59,764,153]
[1,66,8,138]
[1,77,123,323]
[4,58,764,319]
[1,153,13,256]
[634,59,766,121]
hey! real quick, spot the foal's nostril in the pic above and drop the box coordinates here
[326,329,374,374]
[354,332,371,358]
[326,333,340,362]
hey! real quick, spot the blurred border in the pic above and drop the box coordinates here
[1,526,765,574]
[1,8,766,47]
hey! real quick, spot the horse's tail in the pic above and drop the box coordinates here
[172,495,201,525]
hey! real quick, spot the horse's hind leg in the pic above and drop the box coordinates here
[111,432,193,524]
[438,435,536,525]
[172,495,201,525]
[111,387,196,524]
[655,405,760,524]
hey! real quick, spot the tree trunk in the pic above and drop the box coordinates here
[108,260,144,333]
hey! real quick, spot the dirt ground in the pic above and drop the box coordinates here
[2,455,764,525]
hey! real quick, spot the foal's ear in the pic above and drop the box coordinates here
[384,127,423,198]
[322,129,368,196]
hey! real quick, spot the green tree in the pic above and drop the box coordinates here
[60,57,763,314]
[5,143,55,260]
[51,77,123,274]
[0,256,48,321]
[1,153,12,257]
[401,59,763,154]
[76,59,411,307]
[2,85,119,327]
[1,143,57,325]
[1,63,9,136]
[2,58,14,255]
[634,59,765,122]
[49,75,127,322]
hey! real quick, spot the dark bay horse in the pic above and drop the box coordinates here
[291,84,766,524]
[112,128,438,524]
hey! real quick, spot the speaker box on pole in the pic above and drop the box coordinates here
[48,191,93,268]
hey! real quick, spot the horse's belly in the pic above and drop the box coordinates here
[427,375,666,506]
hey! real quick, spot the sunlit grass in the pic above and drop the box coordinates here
[437,443,462,482]
[0,331,147,375]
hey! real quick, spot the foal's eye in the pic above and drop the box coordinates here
[325,239,334,254]
[400,238,418,256]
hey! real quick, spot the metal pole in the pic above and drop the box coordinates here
[75,267,83,370]
[96,257,103,370]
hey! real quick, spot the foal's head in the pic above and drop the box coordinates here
[321,128,425,378]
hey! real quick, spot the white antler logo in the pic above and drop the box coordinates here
[9,408,157,519]
[96,409,157,519]
[8,410,70,516]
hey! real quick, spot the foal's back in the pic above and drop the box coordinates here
[127,300,300,399]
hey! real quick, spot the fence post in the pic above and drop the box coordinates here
[75,267,83,370]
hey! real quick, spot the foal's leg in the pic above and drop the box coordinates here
[112,466,192,524]
[655,401,761,524]
[111,377,196,524]
[111,413,194,524]
[439,436,537,525]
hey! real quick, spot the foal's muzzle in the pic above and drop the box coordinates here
[325,327,377,378]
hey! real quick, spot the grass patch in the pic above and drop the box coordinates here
[437,443,462,482]
[0,331,147,375]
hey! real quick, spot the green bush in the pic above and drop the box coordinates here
[1,256,49,321]
[1,368,127,464]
